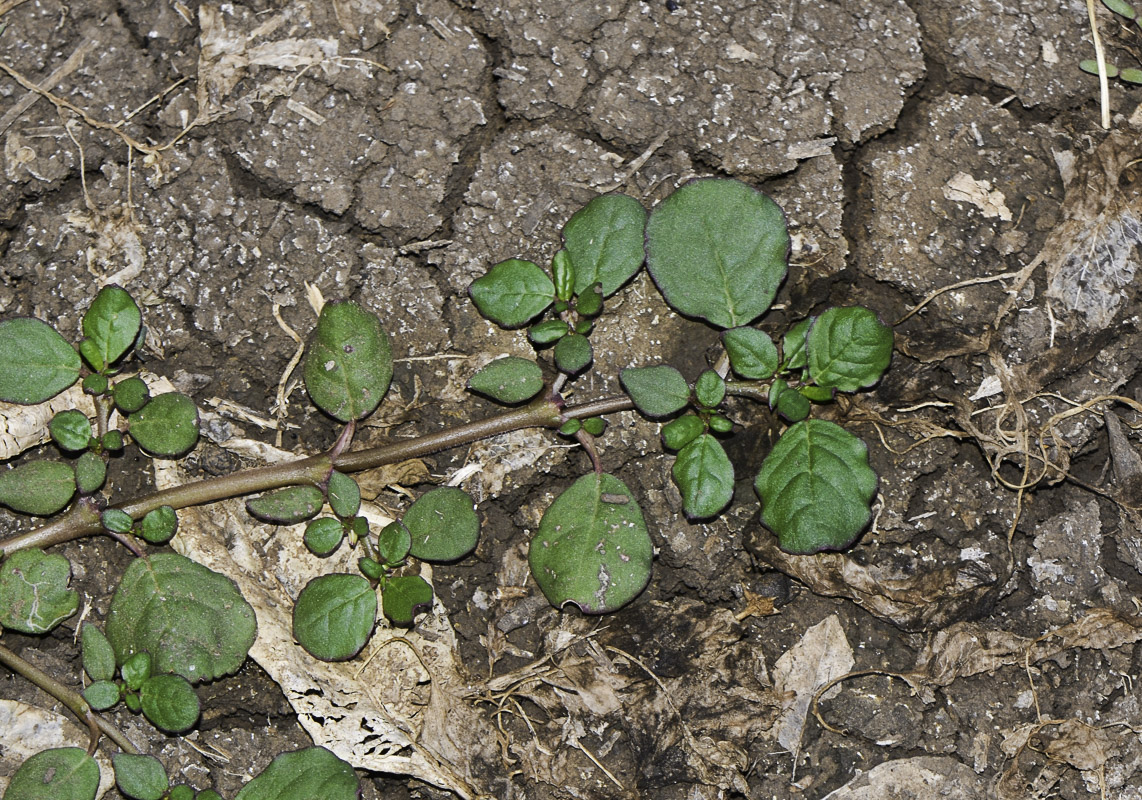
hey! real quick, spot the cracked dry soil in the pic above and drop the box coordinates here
[3,0,1142,798]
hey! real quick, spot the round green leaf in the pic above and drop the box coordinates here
[4,747,99,800]
[529,319,569,344]
[381,574,434,626]
[662,413,704,450]
[358,557,384,581]
[552,248,575,301]
[0,460,76,516]
[123,693,142,713]
[672,433,734,519]
[775,386,811,422]
[169,787,195,800]
[694,370,725,409]
[102,508,135,534]
[81,286,141,371]
[121,652,153,691]
[468,258,555,328]
[106,553,257,683]
[234,747,358,800]
[0,548,78,633]
[575,282,604,318]
[326,471,361,518]
[553,332,592,374]
[0,318,81,404]
[708,413,734,434]
[807,306,893,391]
[112,753,168,800]
[292,574,377,661]
[528,473,652,613]
[140,673,201,733]
[82,373,109,395]
[646,179,789,329]
[562,193,648,297]
[197,790,225,800]
[755,419,878,553]
[304,517,345,557]
[82,679,121,710]
[468,357,545,404]
[559,418,582,436]
[102,430,124,451]
[82,622,116,681]
[114,376,151,413]
[75,451,106,494]
[581,416,606,436]
[50,409,93,452]
[246,486,324,525]
[404,486,479,561]
[128,393,199,457]
[303,301,393,422]
[140,506,178,544]
[1079,59,1119,77]
[1120,67,1142,83]
[619,365,690,418]
[722,327,779,380]
[376,521,411,565]
[782,318,813,370]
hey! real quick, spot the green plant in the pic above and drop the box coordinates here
[0,177,891,798]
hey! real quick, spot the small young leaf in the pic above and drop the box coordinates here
[694,370,726,408]
[559,418,582,436]
[1101,0,1137,19]
[303,301,393,423]
[468,258,555,328]
[575,282,604,318]
[807,306,893,391]
[620,365,690,418]
[168,786,195,800]
[140,506,178,544]
[646,179,789,329]
[573,317,594,335]
[82,373,109,395]
[326,471,361,518]
[562,193,648,297]
[1079,58,1119,77]
[246,486,324,524]
[782,318,813,370]
[376,521,412,565]
[82,286,141,371]
[755,419,878,553]
[1120,67,1142,83]
[0,460,76,516]
[672,434,734,518]
[799,385,836,403]
[123,693,142,713]
[775,387,811,422]
[404,486,480,561]
[0,318,82,404]
[381,574,434,626]
[708,414,734,434]
[552,248,575,301]
[293,574,377,661]
[358,557,384,580]
[113,752,168,800]
[102,430,124,451]
[107,553,257,683]
[722,327,779,379]
[529,319,569,344]
[4,748,99,800]
[113,376,150,413]
[468,357,545,404]
[83,679,121,710]
[304,517,345,557]
[553,332,592,374]
[528,473,652,613]
[75,451,107,494]
[102,508,134,534]
[0,548,78,633]
[581,416,606,436]
[82,622,116,681]
[140,673,201,733]
[121,652,153,691]
[662,413,704,450]
[197,790,224,800]
[234,747,358,800]
[50,409,93,452]
[128,392,199,457]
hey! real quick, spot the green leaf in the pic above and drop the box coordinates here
[559,419,581,436]
[662,413,704,450]
[529,320,569,345]
[722,327,779,379]
[807,307,893,391]
[620,365,690,418]
[672,434,734,518]
[292,574,376,661]
[775,387,811,422]
[128,393,199,457]
[646,179,789,329]
[404,486,479,561]
[82,679,121,710]
[575,281,604,318]
[140,673,201,733]
[102,430,124,451]
[112,753,168,800]
[694,370,725,408]
[196,791,224,800]
[468,357,545,404]
[0,549,78,633]
[82,373,109,395]
[140,506,178,545]
[755,419,878,553]
[376,521,411,565]
[381,574,434,626]
[246,486,324,525]
[81,286,141,371]
[303,301,393,422]
[169,787,194,800]
[1079,59,1120,77]
[123,692,141,713]
[562,193,648,297]
[0,460,76,516]
[782,318,812,370]
[358,557,384,581]
[75,451,106,494]
[4,748,99,800]
[553,332,592,374]
[50,409,93,452]
[581,416,606,436]
[709,414,733,434]
[0,318,81,404]
[528,473,652,613]
[552,249,575,301]
[468,259,555,328]
[304,517,344,557]
[121,652,153,691]
[799,385,835,403]
[113,376,150,413]
[234,747,358,800]
[106,553,257,683]
[326,471,360,518]
[82,622,116,681]
[1120,67,1142,83]
[1101,0,1137,19]
[102,508,134,534]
